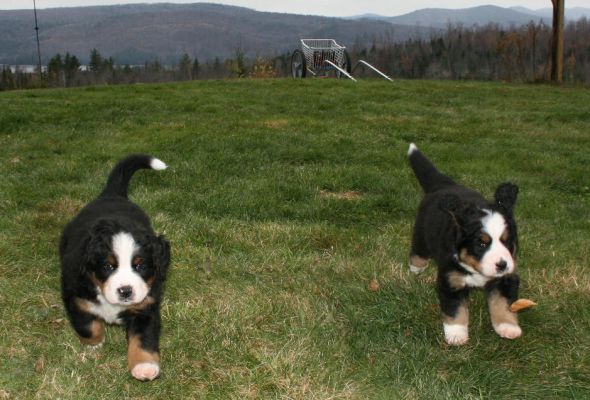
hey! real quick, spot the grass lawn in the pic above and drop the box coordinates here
[0,79,589,399]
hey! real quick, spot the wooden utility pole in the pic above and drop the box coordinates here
[550,0,564,83]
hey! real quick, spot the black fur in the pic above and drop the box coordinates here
[59,154,170,378]
[407,144,520,343]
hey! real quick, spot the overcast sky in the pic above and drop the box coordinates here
[1,1,588,16]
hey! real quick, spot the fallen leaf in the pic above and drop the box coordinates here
[35,357,45,374]
[368,278,380,292]
[510,299,537,312]
[50,318,64,329]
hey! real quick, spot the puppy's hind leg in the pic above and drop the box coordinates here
[409,228,429,274]
[409,254,429,274]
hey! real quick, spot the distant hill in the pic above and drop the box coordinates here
[0,3,421,65]
[510,6,590,20]
[356,5,590,28]
[384,5,546,28]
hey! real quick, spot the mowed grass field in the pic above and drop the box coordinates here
[0,79,589,399]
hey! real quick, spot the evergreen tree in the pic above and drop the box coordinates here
[0,67,15,91]
[89,48,103,72]
[192,57,200,79]
[232,47,247,78]
[178,51,192,80]
[63,52,80,86]
[212,57,222,78]
[47,53,64,86]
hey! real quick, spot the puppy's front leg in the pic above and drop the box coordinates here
[126,311,161,381]
[439,285,470,346]
[67,298,106,347]
[485,275,521,340]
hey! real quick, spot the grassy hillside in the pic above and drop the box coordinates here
[0,79,589,399]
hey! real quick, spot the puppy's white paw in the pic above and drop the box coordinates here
[87,341,104,350]
[409,264,427,274]
[494,323,522,340]
[444,324,469,346]
[131,362,160,381]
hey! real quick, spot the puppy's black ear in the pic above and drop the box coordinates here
[151,235,171,281]
[494,182,519,212]
[439,193,466,228]
[439,193,481,230]
[439,193,463,215]
[83,219,115,272]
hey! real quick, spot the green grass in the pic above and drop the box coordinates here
[0,79,589,399]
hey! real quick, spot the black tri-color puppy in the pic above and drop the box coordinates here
[59,154,170,380]
[407,143,521,345]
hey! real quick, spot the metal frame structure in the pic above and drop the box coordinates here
[352,60,393,82]
[291,39,351,79]
[291,38,392,82]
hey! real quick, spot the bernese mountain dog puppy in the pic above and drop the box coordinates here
[59,154,170,381]
[407,143,521,345]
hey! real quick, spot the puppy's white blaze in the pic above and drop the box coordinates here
[408,143,418,156]
[150,158,167,171]
[443,323,469,345]
[480,210,515,277]
[103,232,149,305]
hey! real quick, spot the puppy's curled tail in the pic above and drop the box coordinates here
[407,143,454,194]
[101,154,167,198]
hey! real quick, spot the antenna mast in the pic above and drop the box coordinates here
[33,0,43,78]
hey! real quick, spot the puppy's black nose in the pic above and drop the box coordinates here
[496,260,508,272]
[117,285,133,300]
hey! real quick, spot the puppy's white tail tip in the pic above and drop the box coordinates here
[150,158,167,170]
[408,143,418,156]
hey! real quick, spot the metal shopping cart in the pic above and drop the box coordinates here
[291,38,393,82]
[291,39,353,80]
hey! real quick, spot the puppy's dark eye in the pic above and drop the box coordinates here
[103,263,115,272]
[479,234,491,249]
[132,257,145,272]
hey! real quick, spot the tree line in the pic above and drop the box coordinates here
[1,18,589,91]
[349,19,589,83]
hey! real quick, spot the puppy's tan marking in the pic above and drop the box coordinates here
[459,248,482,272]
[90,273,106,293]
[442,302,469,345]
[442,302,469,326]
[127,296,156,313]
[488,291,521,339]
[487,291,518,327]
[500,228,509,243]
[409,254,429,273]
[128,335,160,369]
[78,319,105,346]
[447,271,467,290]
[410,255,428,268]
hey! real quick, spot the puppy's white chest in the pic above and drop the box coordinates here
[464,273,490,288]
[86,293,126,324]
